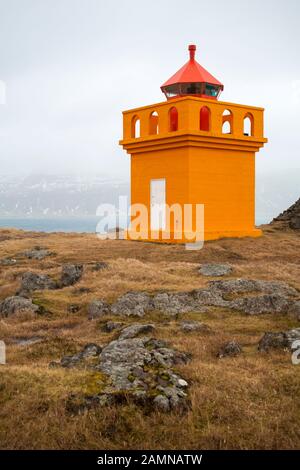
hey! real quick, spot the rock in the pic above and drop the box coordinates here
[68,304,80,314]
[98,335,191,411]
[152,291,208,315]
[272,197,300,230]
[118,323,155,340]
[111,292,152,317]
[218,340,242,358]
[180,320,211,333]
[209,278,298,297]
[288,301,300,321]
[60,264,83,287]
[258,328,300,352]
[73,287,91,295]
[230,294,292,315]
[20,271,56,292]
[92,262,108,271]
[61,343,102,368]
[0,257,17,266]
[21,246,53,260]
[56,331,191,413]
[101,321,124,332]
[88,300,111,319]
[11,336,43,346]
[0,296,41,317]
[153,394,170,412]
[199,263,233,277]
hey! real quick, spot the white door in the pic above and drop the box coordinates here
[150,179,166,230]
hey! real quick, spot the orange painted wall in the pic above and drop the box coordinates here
[120,96,267,242]
[188,148,256,234]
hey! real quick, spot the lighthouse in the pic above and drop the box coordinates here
[120,45,267,243]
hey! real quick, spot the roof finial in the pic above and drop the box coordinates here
[189,44,196,61]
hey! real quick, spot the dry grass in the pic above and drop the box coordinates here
[0,226,300,449]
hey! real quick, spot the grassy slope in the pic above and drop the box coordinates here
[0,225,299,450]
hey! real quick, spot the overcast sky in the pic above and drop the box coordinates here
[0,0,299,179]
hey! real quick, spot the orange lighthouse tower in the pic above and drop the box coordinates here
[120,45,267,243]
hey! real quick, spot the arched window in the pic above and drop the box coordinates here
[169,107,178,132]
[149,111,159,135]
[222,109,233,134]
[243,113,254,136]
[131,115,140,138]
[199,106,210,131]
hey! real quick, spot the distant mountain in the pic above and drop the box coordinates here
[0,170,299,224]
[0,174,129,217]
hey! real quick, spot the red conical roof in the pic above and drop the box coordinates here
[161,45,223,89]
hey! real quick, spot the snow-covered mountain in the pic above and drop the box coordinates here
[0,174,129,217]
[0,170,299,223]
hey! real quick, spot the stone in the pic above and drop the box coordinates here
[101,321,124,332]
[88,300,111,319]
[218,340,242,358]
[199,263,233,277]
[0,296,40,317]
[230,294,291,315]
[21,246,53,260]
[92,262,108,271]
[272,197,300,230]
[258,328,300,352]
[152,291,208,315]
[118,323,155,340]
[11,336,43,346]
[209,278,298,297]
[56,330,191,413]
[60,264,83,287]
[180,320,211,333]
[0,257,17,266]
[153,395,170,412]
[61,343,102,368]
[68,304,80,314]
[288,301,300,321]
[111,291,152,317]
[20,271,56,292]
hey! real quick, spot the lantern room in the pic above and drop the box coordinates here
[161,45,224,100]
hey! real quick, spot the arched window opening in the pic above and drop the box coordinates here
[222,109,233,134]
[243,113,254,136]
[131,115,140,138]
[169,107,178,132]
[199,106,211,131]
[149,111,159,135]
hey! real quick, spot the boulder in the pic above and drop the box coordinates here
[258,328,300,352]
[199,263,233,277]
[101,321,124,332]
[218,340,242,358]
[60,264,83,287]
[180,320,211,333]
[0,296,40,317]
[20,271,56,292]
[61,343,102,368]
[111,292,152,317]
[92,262,108,271]
[56,329,191,413]
[21,246,53,260]
[118,323,155,340]
[230,294,291,315]
[0,257,17,266]
[88,300,110,319]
